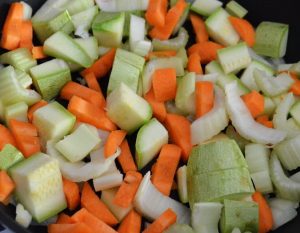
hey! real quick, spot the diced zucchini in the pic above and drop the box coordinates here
[172,3,190,35]
[290,101,300,126]
[191,0,223,17]
[129,14,146,51]
[15,69,32,89]
[205,8,239,46]
[9,153,67,223]
[74,37,99,62]
[176,48,188,68]
[115,48,145,72]
[4,102,28,125]
[132,40,152,57]
[72,6,99,33]
[164,224,194,233]
[225,1,248,18]
[124,10,143,37]
[30,59,71,101]
[64,0,95,15]
[0,144,24,170]
[107,83,152,134]
[225,125,250,152]
[135,118,168,170]
[177,165,188,204]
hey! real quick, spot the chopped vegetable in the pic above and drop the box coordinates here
[0,170,15,204]
[118,210,142,233]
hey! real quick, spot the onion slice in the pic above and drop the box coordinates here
[96,0,149,12]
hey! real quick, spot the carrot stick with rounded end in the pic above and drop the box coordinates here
[187,53,203,74]
[0,124,17,150]
[117,139,137,173]
[145,0,168,27]
[48,223,93,233]
[242,90,265,118]
[195,81,214,118]
[118,210,142,233]
[144,88,167,122]
[27,100,48,122]
[32,46,47,59]
[190,14,209,43]
[0,171,15,204]
[188,41,224,64]
[62,177,80,211]
[104,130,127,158]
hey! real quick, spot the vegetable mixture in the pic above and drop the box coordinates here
[0,0,299,232]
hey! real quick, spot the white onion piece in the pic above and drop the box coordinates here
[290,172,300,183]
[191,86,229,145]
[196,73,219,83]
[134,172,191,224]
[268,198,299,211]
[271,205,297,230]
[93,171,123,191]
[20,1,32,20]
[97,129,110,147]
[225,82,286,145]
[96,0,149,12]
[74,25,90,39]
[16,204,32,228]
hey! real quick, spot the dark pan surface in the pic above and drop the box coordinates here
[0,0,299,232]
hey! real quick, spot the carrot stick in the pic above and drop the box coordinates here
[118,209,142,233]
[256,115,273,128]
[145,50,177,61]
[195,81,214,118]
[19,20,33,50]
[0,124,17,150]
[252,192,274,233]
[152,68,177,102]
[164,114,192,162]
[72,208,117,233]
[242,90,265,118]
[31,46,47,59]
[229,16,256,47]
[0,3,23,50]
[151,144,181,196]
[81,48,116,79]
[81,182,118,226]
[190,14,209,43]
[288,72,300,95]
[149,0,188,40]
[187,53,203,74]
[62,177,80,211]
[27,100,48,122]
[48,223,93,233]
[113,171,142,208]
[142,208,177,233]
[61,81,106,109]
[56,213,76,224]
[145,0,168,27]
[104,130,127,158]
[68,96,116,131]
[144,88,167,122]
[0,171,15,204]
[188,41,224,64]
[117,139,137,173]
[82,72,101,92]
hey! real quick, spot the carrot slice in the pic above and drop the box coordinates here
[288,72,300,95]
[164,114,192,162]
[152,68,177,102]
[145,0,168,27]
[144,88,167,122]
[151,144,181,196]
[104,130,127,158]
[0,171,15,204]
[9,119,38,137]
[142,208,177,233]
[145,50,177,61]
[32,46,47,59]
[229,16,256,47]
[117,139,137,173]
[19,20,33,50]
[48,223,93,233]
[83,72,102,93]
[242,90,265,118]
[252,192,274,233]
[113,171,143,208]
[149,0,188,40]
[56,213,75,224]
[68,96,116,131]
[190,14,209,43]
[187,53,203,74]
[81,182,118,226]
[118,210,142,233]
[81,48,116,79]
[188,41,224,64]
[256,115,273,128]
[0,124,16,150]
[27,100,48,122]
[62,177,80,211]
[195,81,214,118]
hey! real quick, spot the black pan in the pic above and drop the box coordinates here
[0,0,299,232]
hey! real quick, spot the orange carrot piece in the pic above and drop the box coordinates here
[164,114,192,162]
[229,16,256,47]
[187,53,203,74]
[19,20,33,50]
[68,96,116,131]
[145,50,177,61]
[152,68,177,102]
[62,177,80,211]
[171,180,177,190]
[118,209,142,233]
[81,182,118,226]
[252,192,274,233]
[113,171,143,208]
[256,115,273,128]
[190,14,209,43]
[31,46,47,59]
[72,208,117,233]
[144,88,167,122]
[0,3,23,50]
[61,81,106,109]
[149,0,188,40]
[9,119,38,137]
[188,41,224,64]
[48,223,93,233]
[104,130,127,158]
[27,100,48,122]
[145,0,168,27]
[81,48,116,79]
[56,213,76,224]
[0,171,15,204]
[151,144,181,196]
[288,72,300,95]
[0,124,16,150]
[83,72,102,93]
[117,139,137,173]
[242,90,265,118]
[195,81,214,118]
[142,208,177,233]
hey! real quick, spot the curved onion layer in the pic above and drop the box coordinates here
[269,153,300,201]
[96,0,149,12]
[153,28,189,51]
[134,172,191,224]
[191,86,229,145]
[196,73,219,83]
[225,82,286,145]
